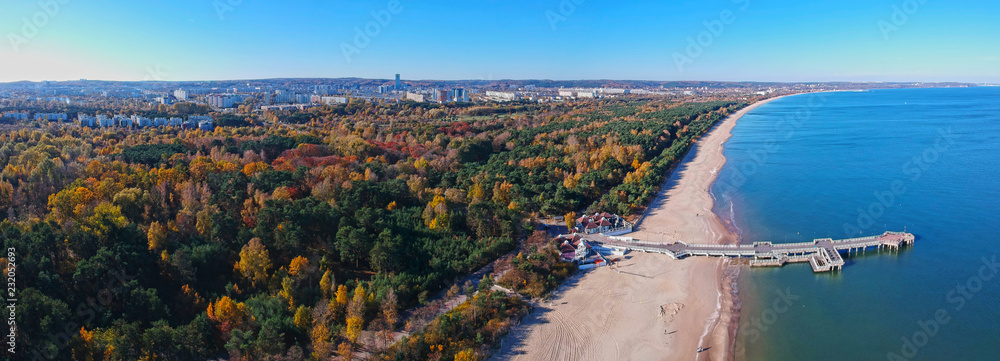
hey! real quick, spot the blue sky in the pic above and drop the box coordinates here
[0,0,998,82]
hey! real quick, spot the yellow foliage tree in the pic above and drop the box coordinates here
[349,284,366,317]
[47,186,95,222]
[242,162,269,177]
[293,305,311,330]
[81,202,128,238]
[207,296,247,337]
[562,174,578,189]
[413,157,429,169]
[310,322,332,359]
[564,212,576,232]
[492,181,513,205]
[234,238,272,287]
[468,178,486,204]
[319,270,335,299]
[344,284,367,343]
[335,284,349,308]
[288,256,309,277]
[422,194,450,229]
[195,205,217,237]
[272,186,292,200]
[337,342,353,361]
[455,349,478,361]
[279,276,295,309]
[147,221,168,251]
[345,316,363,344]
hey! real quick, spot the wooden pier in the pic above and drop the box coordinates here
[600,231,915,273]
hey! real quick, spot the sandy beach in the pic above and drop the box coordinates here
[493,96,788,361]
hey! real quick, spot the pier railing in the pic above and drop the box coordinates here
[597,231,914,273]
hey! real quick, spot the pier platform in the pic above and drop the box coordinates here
[598,231,915,273]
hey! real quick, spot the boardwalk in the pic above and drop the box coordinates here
[599,231,915,273]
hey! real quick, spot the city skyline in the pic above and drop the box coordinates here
[2,0,999,83]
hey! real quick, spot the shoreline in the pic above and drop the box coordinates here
[489,94,792,361]
[689,94,791,361]
[700,90,873,360]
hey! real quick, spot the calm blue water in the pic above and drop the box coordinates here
[712,88,1000,361]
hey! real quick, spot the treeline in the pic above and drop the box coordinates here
[0,97,742,360]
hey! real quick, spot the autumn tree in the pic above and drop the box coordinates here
[345,316,363,345]
[309,302,333,359]
[0,180,12,217]
[81,202,128,239]
[147,221,168,251]
[337,342,353,361]
[288,256,309,278]
[345,284,366,343]
[455,349,477,361]
[334,284,349,308]
[112,187,144,221]
[235,238,272,287]
[195,205,217,237]
[422,194,450,230]
[564,211,576,232]
[279,276,295,309]
[381,289,398,329]
[310,322,332,359]
[48,186,94,223]
[492,180,513,205]
[293,305,311,331]
[319,270,336,299]
[207,296,248,339]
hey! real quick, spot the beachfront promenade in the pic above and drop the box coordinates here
[598,231,915,273]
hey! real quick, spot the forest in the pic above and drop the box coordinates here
[0,97,745,360]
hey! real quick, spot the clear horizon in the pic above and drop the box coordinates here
[1,0,998,83]
[1,77,992,84]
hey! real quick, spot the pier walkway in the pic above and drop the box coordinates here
[598,231,915,273]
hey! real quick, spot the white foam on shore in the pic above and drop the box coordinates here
[696,262,725,353]
[691,96,789,358]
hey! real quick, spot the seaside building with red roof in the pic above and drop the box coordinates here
[574,212,633,236]
[556,234,588,262]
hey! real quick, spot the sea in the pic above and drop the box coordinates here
[711,87,1000,361]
